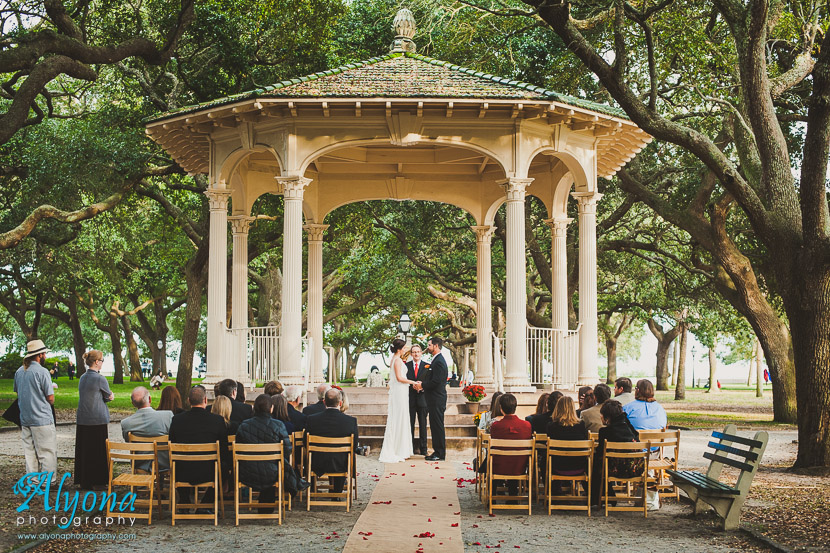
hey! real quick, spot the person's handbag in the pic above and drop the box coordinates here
[2,399,21,426]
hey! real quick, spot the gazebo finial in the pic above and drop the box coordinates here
[390,8,417,53]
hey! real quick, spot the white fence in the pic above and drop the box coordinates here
[491,325,581,389]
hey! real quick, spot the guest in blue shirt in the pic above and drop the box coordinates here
[623,379,667,431]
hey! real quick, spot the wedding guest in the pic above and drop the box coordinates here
[217,379,253,424]
[283,385,306,431]
[121,386,173,470]
[490,393,533,499]
[547,396,590,491]
[236,381,247,403]
[212,395,238,435]
[338,388,350,413]
[303,383,330,416]
[305,388,358,495]
[576,386,594,416]
[525,392,558,435]
[264,381,284,396]
[271,393,295,433]
[75,349,114,489]
[15,340,57,484]
[623,379,667,431]
[158,386,184,414]
[525,393,550,423]
[67,360,75,380]
[580,383,611,432]
[236,394,293,512]
[613,377,635,405]
[477,392,502,433]
[590,400,637,506]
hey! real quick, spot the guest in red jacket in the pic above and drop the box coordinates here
[490,393,532,499]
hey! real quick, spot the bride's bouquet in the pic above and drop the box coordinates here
[462,384,486,402]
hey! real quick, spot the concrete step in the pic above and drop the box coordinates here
[360,424,476,438]
[360,435,476,451]
[354,414,474,425]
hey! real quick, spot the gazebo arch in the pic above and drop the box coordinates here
[144,9,651,390]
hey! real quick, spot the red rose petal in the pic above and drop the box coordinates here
[454,511,460,515]
[451,523,459,527]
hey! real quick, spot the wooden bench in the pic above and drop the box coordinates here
[667,424,768,530]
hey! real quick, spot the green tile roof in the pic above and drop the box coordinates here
[147,52,627,123]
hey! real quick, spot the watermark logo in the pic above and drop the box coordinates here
[14,472,137,529]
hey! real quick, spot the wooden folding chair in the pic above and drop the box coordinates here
[639,429,680,500]
[169,441,224,525]
[232,442,284,525]
[476,430,490,502]
[546,438,593,516]
[106,440,157,525]
[305,434,353,511]
[127,433,169,512]
[602,441,650,517]
[486,438,534,515]
[532,433,548,502]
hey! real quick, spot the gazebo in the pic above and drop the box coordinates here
[144,10,650,390]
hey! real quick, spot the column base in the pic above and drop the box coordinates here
[578,375,601,386]
[473,377,495,386]
[502,385,538,393]
[277,375,306,386]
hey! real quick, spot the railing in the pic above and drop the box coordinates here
[246,326,280,382]
[488,325,581,389]
[492,333,505,393]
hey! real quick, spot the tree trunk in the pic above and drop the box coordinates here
[605,336,618,385]
[66,296,87,378]
[675,323,688,400]
[107,315,125,385]
[177,244,208,404]
[670,339,678,387]
[747,341,755,386]
[706,342,719,393]
[755,339,763,398]
[121,315,143,382]
[647,317,682,391]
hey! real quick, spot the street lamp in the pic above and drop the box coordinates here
[398,309,412,344]
[690,345,696,389]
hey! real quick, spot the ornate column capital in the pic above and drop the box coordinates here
[497,177,534,201]
[276,176,312,199]
[304,223,329,242]
[571,192,604,214]
[229,215,254,235]
[543,217,573,237]
[204,188,232,211]
[471,225,496,242]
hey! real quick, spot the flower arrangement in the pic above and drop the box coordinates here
[473,412,482,426]
[462,384,486,402]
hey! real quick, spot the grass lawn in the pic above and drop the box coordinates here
[0,376,196,427]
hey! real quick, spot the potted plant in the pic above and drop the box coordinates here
[459,384,486,414]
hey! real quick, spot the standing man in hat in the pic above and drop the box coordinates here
[14,340,57,481]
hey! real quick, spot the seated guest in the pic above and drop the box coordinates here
[158,386,183,414]
[270,393,295,433]
[304,388,358,494]
[623,379,667,431]
[580,383,611,433]
[121,386,173,470]
[212,395,239,435]
[236,394,293,512]
[590,400,638,506]
[263,380,283,396]
[489,393,533,498]
[283,385,306,431]
[576,386,595,416]
[614,377,635,405]
[547,395,589,492]
[526,391,563,435]
[524,392,550,425]
[302,383,331,416]
[339,388,349,413]
[169,385,230,507]
[477,391,503,433]
[236,382,247,403]
[217,378,253,424]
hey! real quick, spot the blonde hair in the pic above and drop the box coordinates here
[551,395,580,426]
[339,389,349,413]
[82,349,103,368]
[211,395,232,426]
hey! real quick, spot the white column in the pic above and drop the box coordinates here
[230,215,253,385]
[472,225,495,385]
[544,217,572,387]
[499,177,534,389]
[204,188,232,382]
[572,192,602,385]
[305,223,329,384]
[278,176,311,385]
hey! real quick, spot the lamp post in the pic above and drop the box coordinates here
[690,345,696,389]
[398,309,412,346]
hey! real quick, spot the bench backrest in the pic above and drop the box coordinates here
[705,423,768,494]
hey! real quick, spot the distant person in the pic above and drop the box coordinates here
[67,360,75,380]
[623,379,667,431]
[303,383,331,416]
[365,366,385,387]
[264,381,284,396]
[75,349,114,489]
[15,340,57,484]
[149,373,165,389]
[580,383,612,433]
[50,362,59,380]
[763,368,769,384]
[613,377,635,405]
[158,386,183,414]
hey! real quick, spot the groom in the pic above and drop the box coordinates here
[416,336,448,461]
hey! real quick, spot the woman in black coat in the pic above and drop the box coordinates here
[546,395,589,495]
[590,399,637,506]
[235,394,292,512]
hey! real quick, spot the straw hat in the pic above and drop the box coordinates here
[24,339,49,359]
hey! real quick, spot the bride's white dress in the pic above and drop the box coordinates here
[378,358,413,463]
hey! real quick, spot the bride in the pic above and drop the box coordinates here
[378,338,416,463]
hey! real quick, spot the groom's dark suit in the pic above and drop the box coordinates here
[421,350,448,459]
[406,359,428,454]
